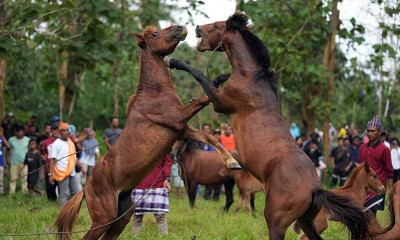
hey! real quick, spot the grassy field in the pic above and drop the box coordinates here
[0,186,391,240]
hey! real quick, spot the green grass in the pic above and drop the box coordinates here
[0,186,392,239]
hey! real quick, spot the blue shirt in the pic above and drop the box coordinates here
[0,137,6,166]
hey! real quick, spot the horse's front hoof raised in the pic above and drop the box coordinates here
[226,161,242,170]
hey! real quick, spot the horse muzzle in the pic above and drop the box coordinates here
[377,186,385,196]
[195,25,206,52]
[170,25,188,41]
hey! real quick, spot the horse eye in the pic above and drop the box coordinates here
[152,32,158,37]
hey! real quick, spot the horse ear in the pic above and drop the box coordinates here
[364,161,370,173]
[133,33,146,48]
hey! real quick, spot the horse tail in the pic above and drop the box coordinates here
[55,191,85,240]
[313,189,372,240]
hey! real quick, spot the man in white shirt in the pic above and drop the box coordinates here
[49,122,85,207]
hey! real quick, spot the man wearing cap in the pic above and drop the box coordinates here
[41,122,59,201]
[7,125,30,194]
[48,122,85,206]
[359,115,394,216]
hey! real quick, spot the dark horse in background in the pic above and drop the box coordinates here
[55,24,240,240]
[165,12,372,239]
[172,139,255,212]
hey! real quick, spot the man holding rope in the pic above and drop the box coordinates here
[48,122,86,207]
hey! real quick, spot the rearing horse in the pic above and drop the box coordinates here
[55,24,239,240]
[165,13,372,240]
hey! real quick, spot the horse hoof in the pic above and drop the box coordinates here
[164,55,172,67]
[227,161,242,170]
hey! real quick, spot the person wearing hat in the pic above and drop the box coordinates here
[7,124,30,194]
[359,115,394,216]
[48,122,85,206]
[41,122,60,201]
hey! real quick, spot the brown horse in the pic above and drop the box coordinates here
[294,161,385,239]
[371,181,400,239]
[172,139,236,211]
[55,25,240,240]
[220,166,263,216]
[165,12,372,239]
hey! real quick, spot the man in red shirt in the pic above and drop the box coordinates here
[41,122,59,201]
[358,115,393,216]
[131,154,172,236]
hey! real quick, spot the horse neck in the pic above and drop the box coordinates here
[223,32,259,77]
[342,170,368,205]
[223,31,280,111]
[137,49,176,91]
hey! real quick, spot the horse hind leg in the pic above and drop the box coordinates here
[101,191,135,240]
[182,125,241,169]
[82,186,118,239]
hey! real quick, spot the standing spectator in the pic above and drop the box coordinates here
[290,122,300,139]
[7,125,30,194]
[220,126,236,151]
[41,122,59,201]
[200,123,214,151]
[131,154,172,236]
[80,129,100,184]
[303,132,323,178]
[52,115,61,124]
[48,122,85,207]
[24,139,44,197]
[359,115,393,217]
[0,128,10,194]
[380,131,390,149]
[390,138,400,184]
[204,129,223,201]
[1,112,19,140]
[104,117,122,150]
[37,123,52,145]
[24,115,39,135]
[329,137,354,187]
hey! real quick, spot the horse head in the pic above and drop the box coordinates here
[363,161,385,195]
[134,24,188,56]
[195,12,253,52]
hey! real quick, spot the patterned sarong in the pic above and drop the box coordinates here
[131,188,169,215]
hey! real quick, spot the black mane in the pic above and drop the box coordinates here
[226,12,278,96]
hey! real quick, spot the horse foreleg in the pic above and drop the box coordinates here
[101,191,135,240]
[187,181,197,207]
[164,57,222,106]
[223,178,235,212]
[182,125,241,169]
[212,74,230,87]
[236,191,244,212]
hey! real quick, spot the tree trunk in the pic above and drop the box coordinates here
[0,0,6,120]
[322,0,340,165]
[0,60,6,120]
[59,50,68,121]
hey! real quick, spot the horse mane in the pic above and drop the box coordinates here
[226,12,278,96]
[341,163,364,189]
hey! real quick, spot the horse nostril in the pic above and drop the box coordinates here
[176,25,184,29]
